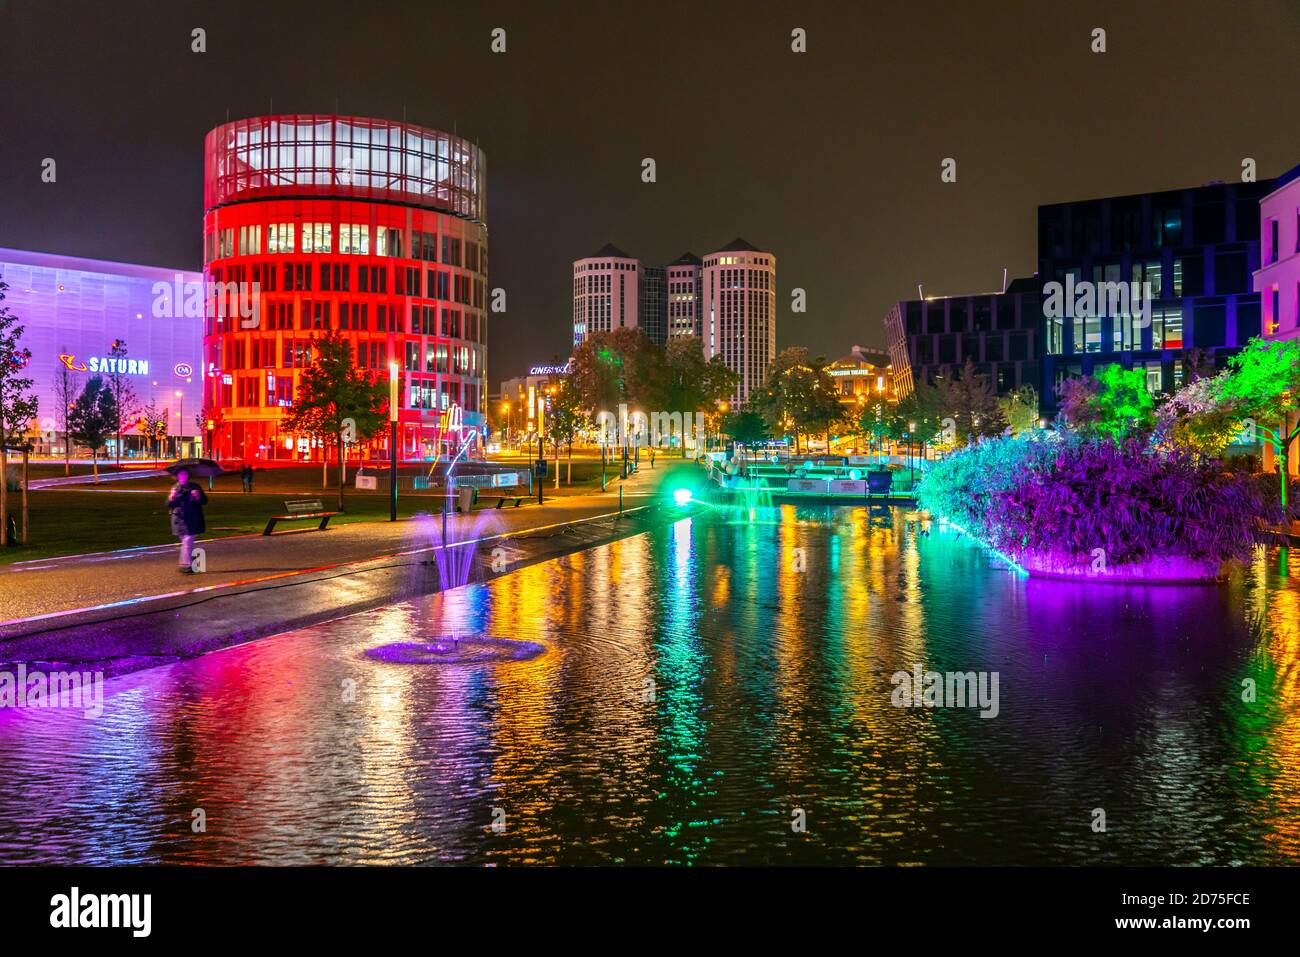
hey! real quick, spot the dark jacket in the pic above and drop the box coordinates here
[168,481,208,536]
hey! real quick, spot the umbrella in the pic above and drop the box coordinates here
[166,458,224,479]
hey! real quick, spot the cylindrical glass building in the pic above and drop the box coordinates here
[201,114,488,463]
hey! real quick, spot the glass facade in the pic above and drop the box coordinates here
[205,114,485,221]
[202,115,488,463]
[1037,180,1272,413]
[0,248,203,455]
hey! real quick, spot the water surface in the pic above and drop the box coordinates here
[1,506,1297,865]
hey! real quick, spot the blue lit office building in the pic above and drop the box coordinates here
[1037,178,1275,414]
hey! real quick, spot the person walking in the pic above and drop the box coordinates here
[168,467,208,574]
[240,463,251,493]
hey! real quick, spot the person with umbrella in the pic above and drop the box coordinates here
[167,459,219,574]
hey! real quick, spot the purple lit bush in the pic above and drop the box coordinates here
[919,434,1280,579]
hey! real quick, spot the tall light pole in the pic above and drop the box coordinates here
[389,362,399,521]
[908,421,916,487]
[175,390,185,459]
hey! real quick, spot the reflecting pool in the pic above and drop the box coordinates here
[1,505,1297,865]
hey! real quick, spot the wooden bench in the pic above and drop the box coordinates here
[263,498,341,536]
[477,494,526,509]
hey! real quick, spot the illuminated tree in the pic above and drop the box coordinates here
[284,332,387,510]
[0,281,38,543]
[1215,338,1300,506]
[999,384,1040,434]
[1058,365,1154,441]
[570,328,662,413]
[52,346,77,476]
[103,339,139,466]
[543,376,583,484]
[749,347,846,453]
[141,400,169,461]
[935,358,1007,444]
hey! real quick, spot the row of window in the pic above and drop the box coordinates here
[213,370,481,413]
[1039,186,1270,258]
[208,223,485,273]
[403,340,478,375]
[209,260,487,309]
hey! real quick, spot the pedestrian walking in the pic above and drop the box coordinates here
[168,467,208,574]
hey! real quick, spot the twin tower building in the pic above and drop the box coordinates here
[572,239,777,406]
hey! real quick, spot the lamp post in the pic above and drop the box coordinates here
[174,390,185,459]
[389,362,399,521]
[908,420,916,487]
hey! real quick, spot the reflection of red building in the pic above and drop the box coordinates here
[202,114,488,463]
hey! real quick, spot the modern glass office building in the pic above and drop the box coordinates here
[202,114,489,462]
[884,278,1041,398]
[1037,178,1273,414]
[0,247,203,456]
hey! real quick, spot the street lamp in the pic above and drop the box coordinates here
[175,390,185,458]
[908,421,916,487]
[389,361,399,521]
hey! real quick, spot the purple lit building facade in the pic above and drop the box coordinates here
[1255,163,1300,478]
[0,247,203,457]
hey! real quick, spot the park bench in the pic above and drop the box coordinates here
[476,493,526,509]
[263,498,341,536]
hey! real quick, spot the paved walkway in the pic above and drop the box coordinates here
[0,460,692,627]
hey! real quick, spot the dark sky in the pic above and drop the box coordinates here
[3,0,1299,385]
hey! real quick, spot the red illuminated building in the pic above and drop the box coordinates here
[202,114,488,463]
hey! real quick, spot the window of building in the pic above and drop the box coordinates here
[1153,308,1183,349]
[1214,249,1248,294]
[1152,204,1182,247]
[269,223,294,254]
[237,226,261,256]
[376,226,402,257]
[339,224,370,255]
[302,223,332,254]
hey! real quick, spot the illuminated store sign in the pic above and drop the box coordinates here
[59,354,151,375]
[528,361,573,376]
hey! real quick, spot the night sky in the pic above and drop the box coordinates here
[3,0,1299,385]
